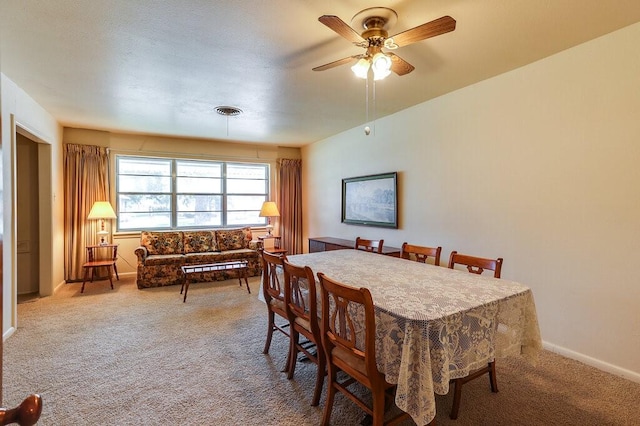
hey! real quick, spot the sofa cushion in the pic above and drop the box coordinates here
[141,231,184,255]
[183,231,218,253]
[184,248,256,265]
[144,254,185,266]
[216,227,252,251]
[184,252,226,264]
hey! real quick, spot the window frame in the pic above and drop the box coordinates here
[115,154,270,231]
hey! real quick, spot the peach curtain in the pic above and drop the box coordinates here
[64,144,110,281]
[277,159,302,255]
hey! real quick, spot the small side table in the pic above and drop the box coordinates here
[258,235,287,255]
[82,244,119,293]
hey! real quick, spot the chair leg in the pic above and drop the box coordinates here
[113,263,119,280]
[311,350,326,407]
[107,266,114,290]
[287,330,299,379]
[282,334,293,373]
[372,387,386,426]
[81,267,90,293]
[263,311,275,354]
[321,370,337,426]
[450,378,462,420]
[489,360,498,393]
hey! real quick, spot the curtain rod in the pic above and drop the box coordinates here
[108,147,277,162]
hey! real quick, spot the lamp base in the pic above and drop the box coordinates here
[97,230,109,245]
[265,224,274,236]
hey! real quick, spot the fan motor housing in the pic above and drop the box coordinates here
[362,27,388,41]
[360,14,392,41]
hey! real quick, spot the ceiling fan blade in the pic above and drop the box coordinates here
[388,15,456,48]
[318,15,365,44]
[388,53,415,76]
[312,55,359,72]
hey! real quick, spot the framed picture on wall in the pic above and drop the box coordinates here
[342,172,398,228]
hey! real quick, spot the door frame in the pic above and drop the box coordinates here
[5,121,54,335]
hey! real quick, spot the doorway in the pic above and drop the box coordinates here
[16,133,40,301]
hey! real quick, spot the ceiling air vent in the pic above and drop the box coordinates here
[215,106,243,116]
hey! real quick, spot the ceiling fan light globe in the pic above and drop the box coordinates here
[351,58,370,79]
[373,67,391,80]
[372,52,392,72]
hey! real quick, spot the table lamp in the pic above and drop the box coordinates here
[88,201,117,245]
[259,201,280,236]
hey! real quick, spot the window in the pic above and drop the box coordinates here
[116,155,269,231]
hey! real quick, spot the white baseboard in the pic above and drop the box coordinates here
[54,279,66,294]
[3,326,16,341]
[543,340,640,384]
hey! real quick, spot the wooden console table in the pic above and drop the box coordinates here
[308,237,401,257]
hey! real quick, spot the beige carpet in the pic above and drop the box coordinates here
[4,276,639,425]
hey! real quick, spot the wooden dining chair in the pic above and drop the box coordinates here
[354,237,384,254]
[447,250,503,419]
[261,250,291,370]
[317,272,411,426]
[448,251,503,278]
[283,259,325,406]
[400,242,442,266]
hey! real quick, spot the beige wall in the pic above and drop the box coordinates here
[63,128,301,275]
[302,23,640,381]
[1,73,64,339]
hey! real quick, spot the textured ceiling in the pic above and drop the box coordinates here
[1,1,640,147]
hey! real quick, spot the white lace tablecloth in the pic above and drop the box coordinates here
[287,249,542,426]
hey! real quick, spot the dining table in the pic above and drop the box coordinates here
[285,249,542,426]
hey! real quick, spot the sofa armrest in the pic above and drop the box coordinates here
[134,246,148,264]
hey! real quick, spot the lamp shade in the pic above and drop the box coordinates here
[259,201,280,218]
[88,201,117,219]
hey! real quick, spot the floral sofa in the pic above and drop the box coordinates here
[134,227,262,289]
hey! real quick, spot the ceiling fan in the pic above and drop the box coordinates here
[313,7,456,80]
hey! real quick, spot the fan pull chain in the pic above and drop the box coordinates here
[364,75,376,136]
[372,78,377,135]
[364,75,370,135]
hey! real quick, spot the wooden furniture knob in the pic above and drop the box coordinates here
[0,394,42,426]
